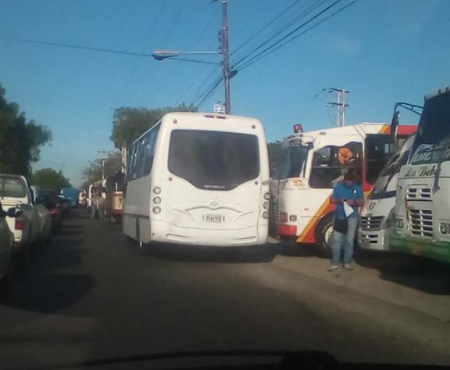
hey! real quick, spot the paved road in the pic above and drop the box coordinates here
[0,211,449,369]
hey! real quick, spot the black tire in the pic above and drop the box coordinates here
[0,259,14,294]
[315,214,334,258]
[16,243,31,273]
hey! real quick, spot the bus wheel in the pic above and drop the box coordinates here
[315,214,333,258]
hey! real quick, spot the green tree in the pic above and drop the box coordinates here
[268,141,282,177]
[82,153,122,188]
[0,84,52,176]
[110,103,197,149]
[31,168,71,192]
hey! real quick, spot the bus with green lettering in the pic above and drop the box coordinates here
[390,86,450,262]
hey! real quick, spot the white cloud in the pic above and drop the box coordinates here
[386,0,438,37]
[329,38,362,56]
[315,37,362,57]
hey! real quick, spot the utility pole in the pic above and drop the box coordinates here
[221,0,231,115]
[325,88,350,126]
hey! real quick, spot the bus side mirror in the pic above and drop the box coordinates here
[390,111,400,139]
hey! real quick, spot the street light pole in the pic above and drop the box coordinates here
[221,0,231,115]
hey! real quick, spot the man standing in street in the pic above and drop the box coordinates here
[329,170,364,271]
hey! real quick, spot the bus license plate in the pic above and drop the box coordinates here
[205,214,221,223]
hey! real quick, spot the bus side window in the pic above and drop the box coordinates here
[143,126,159,176]
[136,137,148,178]
[309,143,362,188]
[309,146,341,188]
[128,144,138,181]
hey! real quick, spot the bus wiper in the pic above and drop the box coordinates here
[433,136,450,193]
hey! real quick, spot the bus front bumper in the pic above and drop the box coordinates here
[152,220,267,247]
[358,229,388,251]
[389,234,450,263]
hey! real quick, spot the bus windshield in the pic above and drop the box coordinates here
[369,139,413,200]
[276,145,309,179]
[168,130,260,191]
[411,91,450,165]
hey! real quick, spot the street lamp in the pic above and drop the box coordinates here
[152,50,222,60]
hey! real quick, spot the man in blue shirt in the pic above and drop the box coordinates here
[329,170,364,271]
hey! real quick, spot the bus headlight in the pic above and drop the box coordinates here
[153,197,161,204]
[383,210,395,229]
[153,187,161,194]
[395,218,404,228]
[263,201,269,209]
[440,223,450,234]
[289,215,297,221]
[262,211,269,219]
[280,212,288,223]
[153,206,161,214]
[264,193,270,200]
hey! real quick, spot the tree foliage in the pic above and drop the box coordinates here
[30,168,71,192]
[268,141,282,177]
[110,103,197,149]
[0,84,52,176]
[81,152,122,188]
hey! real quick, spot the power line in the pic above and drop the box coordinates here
[0,34,159,59]
[238,0,359,71]
[236,0,344,69]
[112,0,167,108]
[230,0,304,58]
[233,0,332,68]
[190,67,222,105]
[194,75,224,108]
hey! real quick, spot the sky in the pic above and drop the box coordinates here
[0,0,449,186]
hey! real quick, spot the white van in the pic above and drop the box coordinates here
[359,134,416,251]
[123,112,270,248]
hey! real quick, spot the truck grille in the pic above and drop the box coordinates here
[360,216,384,231]
[407,187,432,200]
[360,232,379,245]
[409,209,433,237]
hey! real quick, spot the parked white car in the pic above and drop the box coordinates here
[0,174,50,269]
[31,186,53,243]
[0,201,21,287]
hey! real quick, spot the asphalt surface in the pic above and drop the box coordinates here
[0,210,449,370]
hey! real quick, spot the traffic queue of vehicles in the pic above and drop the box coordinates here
[272,85,450,266]
[84,87,450,269]
[0,175,78,287]
[271,122,416,257]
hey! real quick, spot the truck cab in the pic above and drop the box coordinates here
[359,134,416,251]
[0,174,48,267]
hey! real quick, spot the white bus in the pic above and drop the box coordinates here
[358,133,416,251]
[122,112,270,248]
[391,86,450,263]
[272,122,416,257]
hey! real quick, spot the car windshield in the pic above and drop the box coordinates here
[168,130,260,190]
[0,1,449,369]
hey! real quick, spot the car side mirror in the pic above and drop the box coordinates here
[6,207,22,218]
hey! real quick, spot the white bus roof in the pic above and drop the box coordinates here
[283,122,389,143]
[132,112,264,145]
